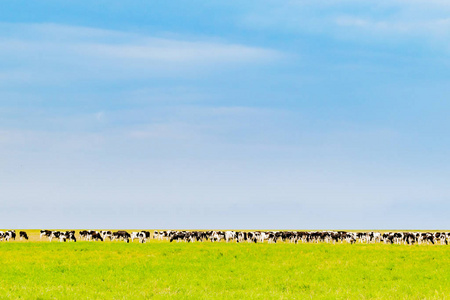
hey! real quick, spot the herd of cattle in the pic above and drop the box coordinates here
[1,230,450,245]
[0,230,28,241]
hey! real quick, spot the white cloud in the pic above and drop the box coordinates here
[0,23,282,85]
[240,0,450,48]
[335,16,450,38]
[75,39,278,63]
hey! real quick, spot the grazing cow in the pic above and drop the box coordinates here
[79,230,88,240]
[131,232,140,242]
[404,232,416,245]
[139,231,150,243]
[112,231,130,243]
[345,232,357,244]
[209,231,221,242]
[129,231,150,243]
[86,230,96,241]
[59,231,77,242]
[49,231,61,242]
[246,232,258,243]
[153,231,170,240]
[224,231,236,243]
[81,230,103,241]
[434,232,448,245]
[192,231,207,242]
[372,232,382,243]
[383,232,395,244]
[422,232,435,245]
[40,230,52,239]
[0,230,12,241]
[169,231,186,242]
[19,231,28,240]
[90,232,103,242]
[258,232,269,243]
[4,230,16,241]
[394,232,404,244]
[101,231,113,241]
[237,231,246,243]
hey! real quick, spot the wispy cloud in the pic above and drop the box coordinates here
[0,23,282,85]
[335,16,450,39]
[240,0,450,48]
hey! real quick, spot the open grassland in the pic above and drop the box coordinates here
[2,232,450,298]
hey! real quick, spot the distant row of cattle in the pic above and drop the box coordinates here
[155,230,450,245]
[39,230,151,243]
[0,230,28,241]
[1,230,450,245]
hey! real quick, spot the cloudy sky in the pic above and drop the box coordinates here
[2,1,450,229]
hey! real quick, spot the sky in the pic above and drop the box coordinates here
[2,1,450,229]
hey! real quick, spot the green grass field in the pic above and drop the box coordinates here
[1,231,450,299]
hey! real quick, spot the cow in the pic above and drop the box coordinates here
[237,231,246,243]
[434,232,448,245]
[40,230,52,239]
[112,231,130,243]
[209,231,221,242]
[89,231,103,242]
[224,231,236,243]
[246,232,258,243]
[131,232,141,242]
[139,231,150,243]
[59,231,77,242]
[192,231,207,242]
[101,231,113,241]
[169,231,186,242]
[48,231,61,242]
[19,231,28,240]
[258,232,269,243]
[4,230,16,241]
[80,230,102,241]
[79,230,88,240]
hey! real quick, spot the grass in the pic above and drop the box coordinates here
[1,231,450,299]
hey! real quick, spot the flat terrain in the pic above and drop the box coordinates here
[1,231,450,299]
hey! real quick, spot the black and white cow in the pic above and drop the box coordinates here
[79,230,88,240]
[3,230,16,241]
[131,232,141,242]
[101,231,113,241]
[130,231,151,243]
[112,231,130,243]
[40,230,52,239]
[139,231,150,243]
[60,231,77,242]
[169,231,186,242]
[224,231,236,243]
[89,231,103,242]
[130,231,150,243]
[49,231,61,242]
[19,231,28,240]
[0,230,14,241]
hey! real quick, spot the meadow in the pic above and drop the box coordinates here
[1,231,450,299]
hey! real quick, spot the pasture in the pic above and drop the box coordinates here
[1,231,450,298]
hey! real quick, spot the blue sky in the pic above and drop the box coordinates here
[2,1,450,229]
